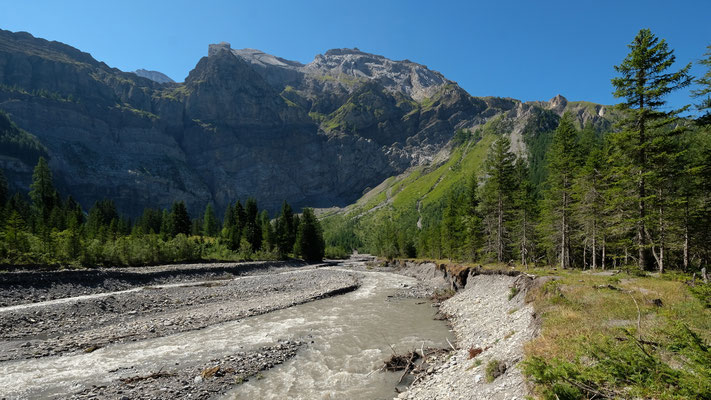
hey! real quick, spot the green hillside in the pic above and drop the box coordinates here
[320,113,544,258]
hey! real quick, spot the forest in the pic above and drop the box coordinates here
[0,156,326,267]
[325,29,711,276]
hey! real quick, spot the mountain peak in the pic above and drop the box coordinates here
[133,69,175,84]
[547,94,568,112]
[208,42,232,57]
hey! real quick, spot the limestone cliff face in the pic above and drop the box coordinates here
[0,30,613,216]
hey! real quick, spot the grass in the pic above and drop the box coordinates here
[485,359,506,383]
[522,268,711,399]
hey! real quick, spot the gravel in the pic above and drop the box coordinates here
[403,274,537,400]
[0,260,315,307]
[70,341,302,400]
[0,266,359,362]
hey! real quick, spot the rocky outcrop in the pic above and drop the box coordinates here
[133,69,175,84]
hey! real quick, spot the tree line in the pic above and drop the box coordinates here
[350,29,711,274]
[0,158,325,267]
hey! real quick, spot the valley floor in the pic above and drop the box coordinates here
[0,257,541,400]
[0,261,360,399]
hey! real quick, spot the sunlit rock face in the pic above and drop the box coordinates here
[0,30,611,215]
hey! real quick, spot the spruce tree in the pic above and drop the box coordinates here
[692,44,711,125]
[542,113,579,269]
[479,136,517,263]
[235,200,246,235]
[170,201,191,237]
[275,201,296,257]
[259,209,275,250]
[513,159,537,268]
[573,145,606,269]
[611,28,692,270]
[463,172,483,261]
[29,156,58,229]
[295,208,325,262]
[442,189,466,260]
[0,168,7,225]
[244,198,262,252]
[202,203,219,237]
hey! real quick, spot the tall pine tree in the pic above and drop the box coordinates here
[541,113,579,269]
[479,136,517,263]
[611,28,692,270]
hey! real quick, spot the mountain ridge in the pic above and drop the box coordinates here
[0,29,613,217]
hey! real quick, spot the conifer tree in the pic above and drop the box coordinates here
[244,198,262,252]
[513,159,537,267]
[463,172,483,261]
[542,113,579,269]
[170,201,191,237]
[442,189,466,260]
[479,136,517,263]
[29,156,58,229]
[202,203,219,237]
[573,145,606,269]
[0,168,8,225]
[235,200,246,235]
[295,208,325,262]
[611,28,692,270]
[259,209,275,250]
[692,44,711,125]
[275,201,296,257]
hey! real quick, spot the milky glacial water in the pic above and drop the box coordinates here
[0,265,452,399]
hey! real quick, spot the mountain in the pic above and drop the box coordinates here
[133,69,175,84]
[0,29,613,216]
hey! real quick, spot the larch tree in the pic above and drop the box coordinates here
[611,28,692,271]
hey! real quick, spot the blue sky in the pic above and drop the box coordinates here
[2,0,710,111]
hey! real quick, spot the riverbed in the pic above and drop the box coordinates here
[0,258,453,399]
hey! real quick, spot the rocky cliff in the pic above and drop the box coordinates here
[0,29,613,216]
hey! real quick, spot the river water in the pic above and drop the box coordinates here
[0,264,452,399]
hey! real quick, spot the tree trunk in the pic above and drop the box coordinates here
[658,190,664,274]
[684,199,689,272]
[592,225,597,270]
[561,186,568,269]
[497,193,503,263]
[601,236,606,270]
[637,95,647,271]
[521,210,527,268]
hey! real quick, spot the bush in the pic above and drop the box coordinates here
[325,245,350,259]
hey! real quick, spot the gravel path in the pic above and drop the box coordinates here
[403,274,537,400]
